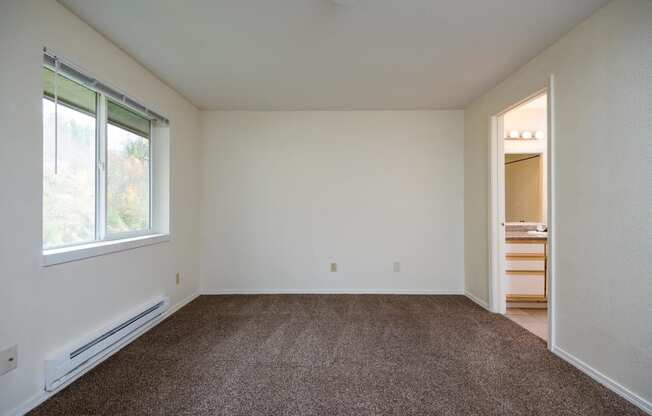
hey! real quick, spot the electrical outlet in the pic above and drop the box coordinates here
[393,261,400,272]
[175,272,180,285]
[0,345,17,376]
[330,263,337,272]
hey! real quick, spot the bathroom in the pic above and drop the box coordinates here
[502,94,549,340]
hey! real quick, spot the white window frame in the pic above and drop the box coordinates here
[42,62,169,266]
[101,96,154,241]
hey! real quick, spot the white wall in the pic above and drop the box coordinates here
[0,1,201,414]
[464,0,652,407]
[200,111,464,294]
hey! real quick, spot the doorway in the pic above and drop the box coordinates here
[489,88,553,346]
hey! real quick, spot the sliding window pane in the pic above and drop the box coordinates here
[106,123,150,234]
[43,98,97,248]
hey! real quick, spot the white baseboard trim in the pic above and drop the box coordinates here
[201,289,465,295]
[552,345,652,415]
[464,290,490,310]
[7,292,199,416]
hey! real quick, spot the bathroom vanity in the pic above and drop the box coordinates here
[505,224,547,303]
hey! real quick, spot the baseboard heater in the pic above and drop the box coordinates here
[45,296,169,392]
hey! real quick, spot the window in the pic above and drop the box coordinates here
[43,68,98,249]
[106,100,151,235]
[42,61,166,258]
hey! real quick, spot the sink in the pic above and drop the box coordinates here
[527,230,547,236]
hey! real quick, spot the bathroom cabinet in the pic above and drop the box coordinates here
[505,239,547,302]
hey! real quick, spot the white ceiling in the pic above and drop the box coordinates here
[59,0,607,110]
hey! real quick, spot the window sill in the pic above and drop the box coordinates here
[42,234,170,267]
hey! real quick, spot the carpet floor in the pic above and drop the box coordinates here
[29,295,646,415]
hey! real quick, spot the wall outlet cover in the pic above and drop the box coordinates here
[0,345,17,376]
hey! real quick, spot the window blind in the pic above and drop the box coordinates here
[43,68,97,115]
[43,48,169,126]
[108,100,151,138]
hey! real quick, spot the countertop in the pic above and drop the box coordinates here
[505,223,548,241]
[506,231,547,241]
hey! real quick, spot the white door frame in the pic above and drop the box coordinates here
[488,75,556,349]
[489,114,507,314]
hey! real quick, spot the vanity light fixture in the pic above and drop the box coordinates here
[521,131,533,139]
[535,130,545,139]
[509,130,520,139]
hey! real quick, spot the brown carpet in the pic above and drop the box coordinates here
[29,295,645,415]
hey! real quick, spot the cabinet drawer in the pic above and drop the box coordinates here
[506,242,545,255]
[506,258,545,271]
[505,274,545,295]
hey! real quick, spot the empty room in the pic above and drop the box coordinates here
[1,0,651,415]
